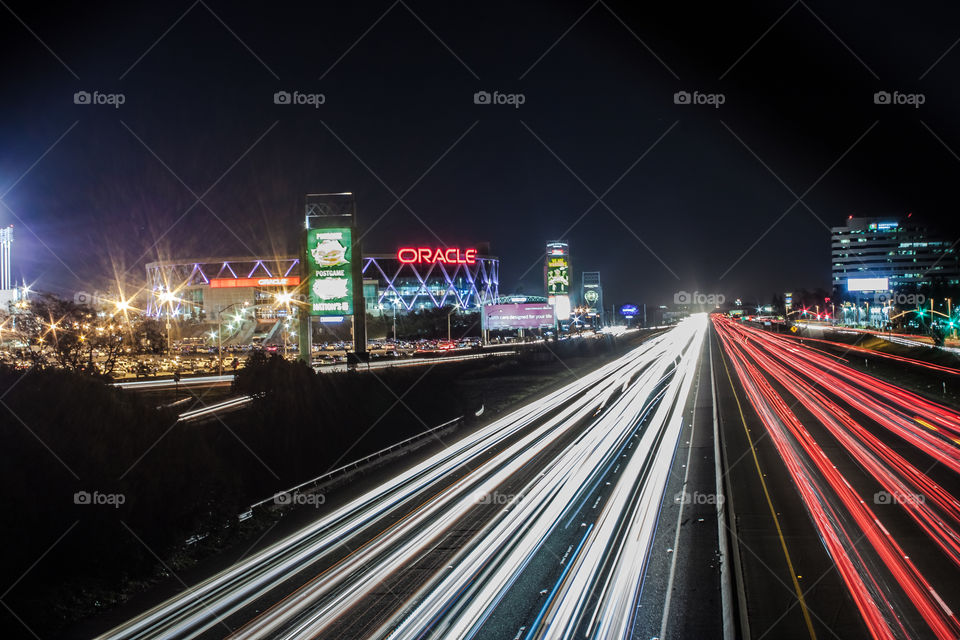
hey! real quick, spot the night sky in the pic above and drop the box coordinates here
[1,1,958,307]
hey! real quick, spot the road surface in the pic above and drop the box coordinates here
[97,315,716,640]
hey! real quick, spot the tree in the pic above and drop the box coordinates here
[129,318,167,354]
[14,293,126,376]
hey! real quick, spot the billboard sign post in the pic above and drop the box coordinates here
[306,228,353,316]
[298,193,365,365]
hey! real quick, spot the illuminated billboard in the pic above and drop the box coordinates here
[484,303,555,330]
[620,304,638,317]
[545,242,570,321]
[551,295,571,320]
[209,276,300,288]
[306,228,353,316]
[847,277,889,292]
[547,256,569,296]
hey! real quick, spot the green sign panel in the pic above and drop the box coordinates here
[306,227,353,316]
[546,256,569,296]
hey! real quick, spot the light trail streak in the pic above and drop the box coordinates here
[715,315,960,639]
[377,315,708,640]
[99,320,704,640]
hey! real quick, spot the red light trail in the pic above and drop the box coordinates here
[714,315,960,639]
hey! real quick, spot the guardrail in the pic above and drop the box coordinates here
[239,414,464,520]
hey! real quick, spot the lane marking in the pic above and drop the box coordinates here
[718,337,818,640]
[659,339,703,638]
[711,330,738,640]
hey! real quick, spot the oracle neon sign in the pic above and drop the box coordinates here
[397,247,477,265]
[210,276,300,288]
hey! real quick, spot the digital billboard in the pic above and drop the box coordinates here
[546,256,569,296]
[620,304,638,317]
[484,303,556,330]
[847,277,889,292]
[306,228,353,316]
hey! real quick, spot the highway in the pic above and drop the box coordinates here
[714,315,960,639]
[96,315,711,640]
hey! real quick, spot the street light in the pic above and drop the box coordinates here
[158,290,177,355]
[274,291,295,359]
[216,302,247,375]
[947,298,956,340]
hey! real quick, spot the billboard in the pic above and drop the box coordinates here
[620,304,638,317]
[547,256,569,296]
[484,303,555,330]
[551,295,571,321]
[306,228,353,316]
[847,277,889,292]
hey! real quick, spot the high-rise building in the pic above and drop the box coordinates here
[831,216,959,292]
[0,225,12,291]
[0,225,22,311]
[545,241,571,321]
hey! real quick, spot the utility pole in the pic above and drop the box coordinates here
[217,306,223,376]
[947,297,955,339]
[447,304,459,342]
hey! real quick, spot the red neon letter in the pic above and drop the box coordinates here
[397,248,417,263]
[418,248,433,263]
[445,248,458,263]
[465,248,477,264]
[431,248,445,263]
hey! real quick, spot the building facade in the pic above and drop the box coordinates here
[145,256,301,320]
[146,247,499,320]
[831,216,960,292]
[362,249,499,313]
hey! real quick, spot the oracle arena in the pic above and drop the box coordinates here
[145,246,499,321]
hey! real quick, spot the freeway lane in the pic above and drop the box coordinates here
[99,316,712,640]
[714,315,960,639]
[630,325,725,640]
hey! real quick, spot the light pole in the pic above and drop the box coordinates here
[157,290,176,356]
[216,302,247,376]
[947,297,956,340]
[273,291,295,360]
[447,303,460,342]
